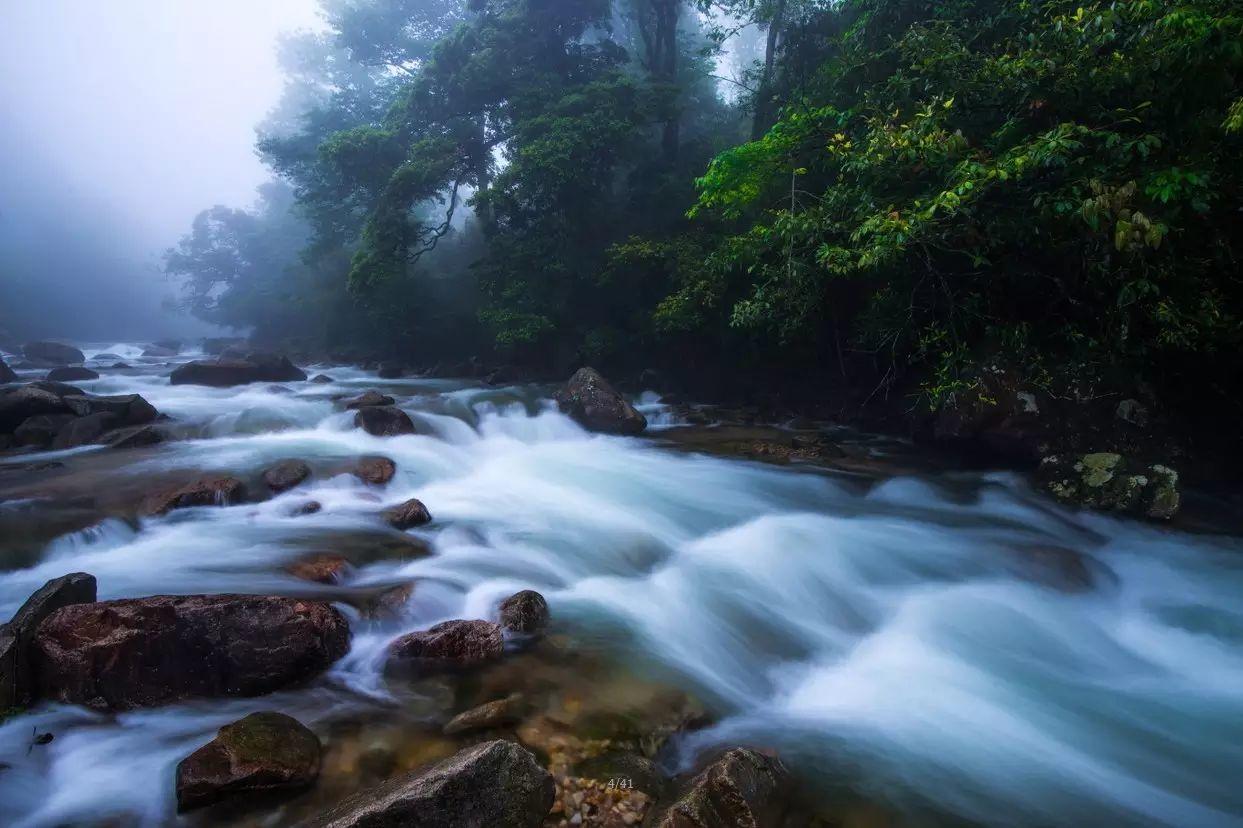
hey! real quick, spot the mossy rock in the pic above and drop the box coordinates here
[1038,453,1180,520]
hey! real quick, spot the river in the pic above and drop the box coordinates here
[1,344,1241,827]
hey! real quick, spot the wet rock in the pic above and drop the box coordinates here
[443,693,527,735]
[28,380,85,399]
[302,739,553,828]
[499,590,549,636]
[22,342,85,366]
[377,361,405,379]
[646,748,790,828]
[286,554,351,584]
[384,498,432,529]
[144,476,247,515]
[554,367,647,435]
[63,393,157,426]
[292,500,323,516]
[356,582,414,620]
[263,459,312,493]
[45,366,98,382]
[170,352,307,387]
[51,412,117,449]
[354,405,416,437]
[0,387,71,432]
[387,619,504,675]
[1038,453,1181,520]
[176,711,321,812]
[32,594,350,710]
[310,374,334,384]
[0,357,17,384]
[0,573,96,708]
[13,414,75,447]
[353,456,396,485]
[102,424,165,449]
[342,390,395,410]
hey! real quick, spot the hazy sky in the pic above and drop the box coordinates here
[0,0,322,339]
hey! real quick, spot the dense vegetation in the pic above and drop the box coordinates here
[169,0,1243,413]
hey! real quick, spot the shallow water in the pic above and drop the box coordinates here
[1,345,1242,827]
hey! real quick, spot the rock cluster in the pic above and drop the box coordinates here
[0,382,163,452]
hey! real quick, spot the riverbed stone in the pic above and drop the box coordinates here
[384,497,432,529]
[387,619,504,675]
[342,390,395,410]
[32,594,350,710]
[22,342,85,366]
[46,366,98,382]
[499,590,549,636]
[144,476,247,514]
[170,352,307,387]
[0,572,96,708]
[176,711,322,811]
[263,459,312,493]
[301,739,553,828]
[554,367,647,435]
[646,748,790,828]
[354,405,416,437]
[353,455,396,485]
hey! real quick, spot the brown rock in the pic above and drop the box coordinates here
[176,711,321,811]
[443,693,527,735]
[300,740,553,828]
[499,590,549,636]
[387,620,504,675]
[263,459,312,493]
[145,476,247,515]
[0,573,96,708]
[32,594,350,709]
[342,390,395,410]
[354,405,416,437]
[353,456,396,485]
[286,554,351,584]
[384,498,432,529]
[554,367,647,435]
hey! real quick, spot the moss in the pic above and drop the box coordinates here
[1079,453,1122,488]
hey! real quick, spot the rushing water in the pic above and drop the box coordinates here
[1,345,1241,827]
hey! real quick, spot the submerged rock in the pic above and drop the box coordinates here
[176,711,321,812]
[22,342,85,367]
[354,405,416,437]
[46,367,98,382]
[263,459,312,493]
[1038,452,1180,520]
[144,476,247,515]
[384,498,432,529]
[554,367,647,435]
[498,590,549,636]
[170,352,307,387]
[342,390,395,410]
[32,594,350,709]
[285,554,351,584]
[646,748,790,828]
[387,619,504,675]
[353,456,397,486]
[443,693,527,736]
[0,573,96,708]
[302,740,553,828]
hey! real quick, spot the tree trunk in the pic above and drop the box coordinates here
[751,0,787,140]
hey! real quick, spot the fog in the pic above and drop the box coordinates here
[0,0,321,341]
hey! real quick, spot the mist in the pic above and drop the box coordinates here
[0,0,321,341]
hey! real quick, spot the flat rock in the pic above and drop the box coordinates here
[176,711,321,811]
[32,594,350,709]
[300,740,553,828]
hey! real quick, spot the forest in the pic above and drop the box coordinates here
[167,0,1243,421]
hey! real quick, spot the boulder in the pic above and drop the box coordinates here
[310,374,334,384]
[342,390,395,410]
[1037,453,1180,520]
[286,554,351,584]
[646,748,790,828]
[0,357,17,384]
[103,424,165,449]
[263,459,312,493]
[46,367,98,382]
[63,393,157,426]
[498,590,549,636]
[443,694,527,736]
[145,476,247,515]
[355,405,416,437]
[554,367,647,435]
[176,711,321,812]
[13,414,75,447]
[32,594,350,710]
[0,573,96,708]
[384,498,432,529]
[22,341,85,366]
[353,456,396,486]
[301,740,553,828]
[387,620,504,675]
[52,412,117,449]
[171,352,307,387]
[0,387,70,432]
